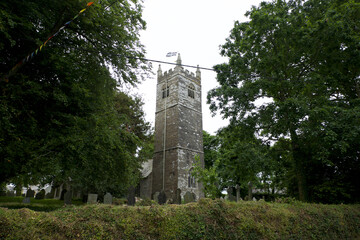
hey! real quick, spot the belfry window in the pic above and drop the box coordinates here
[162,85,169,99]
[188,84,195,99]
[188,168,196,188]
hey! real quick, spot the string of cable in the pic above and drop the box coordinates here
[1,0,121,82]
[1,0,275,81]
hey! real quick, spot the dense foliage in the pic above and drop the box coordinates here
[1,199,359,239]
[0,0,151,195]
[208,0,360,203]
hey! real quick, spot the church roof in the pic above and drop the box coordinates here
[141,159,153,178]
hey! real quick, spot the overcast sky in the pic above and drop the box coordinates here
[137,0,266,134]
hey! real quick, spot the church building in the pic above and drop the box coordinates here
[140,54,204,202]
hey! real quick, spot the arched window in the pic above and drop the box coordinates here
[162,85,169,98]
[188,84,195,99]
[188,168,196,188]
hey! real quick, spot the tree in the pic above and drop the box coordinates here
[0,0,150,195]
[191,131,222,199]
[208,0,360,202]
[216,124,270,199]
[203,130,220,169]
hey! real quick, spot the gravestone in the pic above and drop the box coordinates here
[22,197,30,204]
[252,197,257,201]
[60,189,67,200]
[87,193,98,204]
[104,192,112,204]
[64,190,72,205]
[158,191,167,205]
[184,191,196,204]
[153,192,160,203]
[127,187,135,206]
[174,188,182,204]
[227,188,236,202]
[26,189,35,198]
[35,189,45,200]
[15,185,22,196]
[45,188,55,199]
[235,184,241,202]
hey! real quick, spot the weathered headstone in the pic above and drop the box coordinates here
[184,191,196,204]
[153,192,160,203]
[158,191,167,205]
[35,189,45,200]
[235,184,240,202]
[64,190,72,205]
[87,193,98,204]
[60,189,67,200]
[22,197,30,204]
[127,187,135,206]
[227,188,236,202]
[45,188,55,199]
[104,192,112,204]
[15,185,22,196]
[174,188,182,204]
[252,197,257,201]
[26,189,35,198]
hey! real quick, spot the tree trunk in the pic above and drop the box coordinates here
[248,182,253,200]
[290,129,308,202]
[236,184,240,202]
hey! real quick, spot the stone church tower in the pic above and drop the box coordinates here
[152,54,204,201]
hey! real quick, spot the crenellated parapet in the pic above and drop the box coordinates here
[157,54,201,85]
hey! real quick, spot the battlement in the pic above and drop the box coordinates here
[159,67,199,83]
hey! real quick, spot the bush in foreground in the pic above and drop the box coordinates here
[0,199,359,239]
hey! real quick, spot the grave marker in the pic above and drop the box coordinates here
[153,192,160,203]
[104,192,112,204]
[127,187,135,206]
[87,193,98,204]
[64,190,72,205]
[184,191,196,204]
[174,188,182,204]
[158,191,167,205]
[26,189,35,198]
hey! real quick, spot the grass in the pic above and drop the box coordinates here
[0,196,84,212]
[0,198,359,239]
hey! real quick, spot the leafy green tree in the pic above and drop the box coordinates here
[216,124,270,199]
[192,155,222,199]
[191,131,222,199]
[0,0,150,195]
[208,0,360,202]
[203,130,220,169]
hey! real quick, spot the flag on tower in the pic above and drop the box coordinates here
[166,52,177,57]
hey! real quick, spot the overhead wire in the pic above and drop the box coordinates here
[1,0,278,82]
[1,0,119,82]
